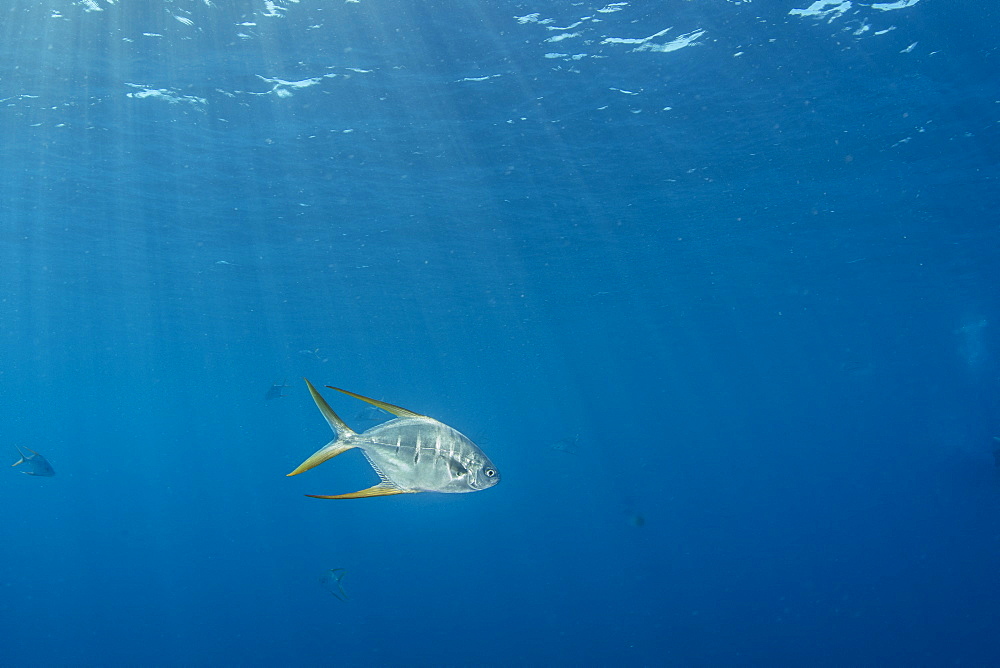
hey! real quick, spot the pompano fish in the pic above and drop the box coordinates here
[11,446,55,477]
[287,379,500,499]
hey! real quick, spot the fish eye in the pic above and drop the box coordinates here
[484,468,496,477]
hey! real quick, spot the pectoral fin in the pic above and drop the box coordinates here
[305,483,419,499]
[287,442,357,476]
[325,386,426,419]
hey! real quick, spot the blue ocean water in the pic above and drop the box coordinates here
[2,0,998,665]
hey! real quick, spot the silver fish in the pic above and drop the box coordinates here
[287,379,500,499]
[11,446,55,477]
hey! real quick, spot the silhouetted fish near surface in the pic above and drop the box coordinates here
[287,379,500,499]
[11,446,55,477]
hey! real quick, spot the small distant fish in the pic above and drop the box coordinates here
[353,405,390,425]
[265,380,291,400]
[321,568,348,601]
[840,359,873,376]
[298,348,329,363]
[11,446,55,477]
[287,379,500,499]
[550,434,580,455]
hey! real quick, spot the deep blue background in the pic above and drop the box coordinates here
[2,0,998,665]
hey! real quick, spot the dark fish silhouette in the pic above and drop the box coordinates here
[321,568,348,601]
[11,446,55,477]
[265,380,291,400]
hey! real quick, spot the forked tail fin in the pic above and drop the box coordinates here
[286,379,359,477]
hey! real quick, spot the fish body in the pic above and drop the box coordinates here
[11,446,55,477]
[360,417,495,493]
[288,379,499,499]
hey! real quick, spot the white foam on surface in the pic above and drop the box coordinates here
[789,1,852,20]
[515,13,553,25]
[602,27,672,46]
[545,33,580,43]
[255,74,339,97]
[873,0,921,10]
[125,84,206,107]
[633,29,706,54]
[457,75,502,83]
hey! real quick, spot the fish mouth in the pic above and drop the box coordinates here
[474,473,500,489]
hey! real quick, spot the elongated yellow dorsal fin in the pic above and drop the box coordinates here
[305,483,419,499]
[305,379,356,436]
[325,386,425,418]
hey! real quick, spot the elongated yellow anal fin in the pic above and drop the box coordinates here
[287,442,356,476]
[325,386,426,418]
[305,483,420,499]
